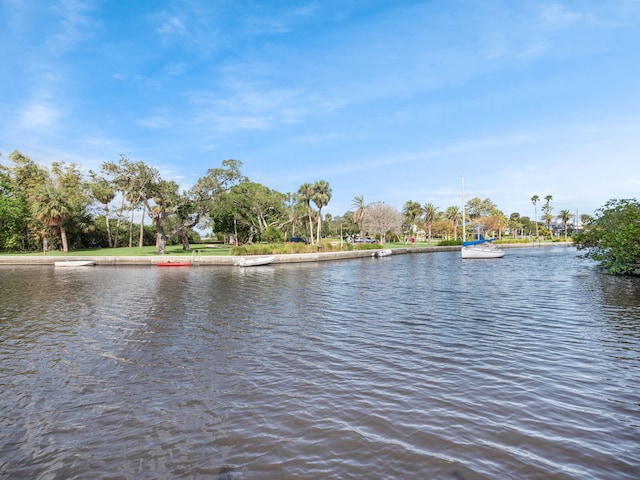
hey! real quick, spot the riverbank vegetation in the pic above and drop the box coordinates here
[2,150,587,255]
[574,199,640,276]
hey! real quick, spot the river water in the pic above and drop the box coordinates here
[1,247,639,479]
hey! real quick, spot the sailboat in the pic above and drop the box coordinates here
[460,177,504,259]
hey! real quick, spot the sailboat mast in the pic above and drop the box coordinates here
[461,176,465,242]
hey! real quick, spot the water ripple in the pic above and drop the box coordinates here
[1,249,639,478]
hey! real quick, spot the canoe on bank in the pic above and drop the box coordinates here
[54,260,96,267]
[157,261,192,267]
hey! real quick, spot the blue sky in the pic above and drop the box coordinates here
[1,0,639,220]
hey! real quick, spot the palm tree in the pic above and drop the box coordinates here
[352,195,366,237]
[30,184,73,253]
[297,183,315,243]
[445,206,461,240]
[531,195,540,237]
[90,177,116,247]
[311,180,332,244]
[543,195,554,236]
[403,200,422,240]
[423,203,439,244]
[558,209,573,240]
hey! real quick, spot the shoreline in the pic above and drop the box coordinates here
[0,243,573,266]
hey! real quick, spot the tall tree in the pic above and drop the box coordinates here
[29,161,88,253]
[211,182,286,244]
[352,195,366,237]
[403,200,422,238]
[0,161,30,250]
[445,205,461,240]
[542,195,554,236]
[30,185,73,252]
[312,180,332,244]
[423,203,439,244]
[363,202,403,244]
[297,183,315,244]
[89,173,116,247]
[102,157,244,254]
[531,195,540,237]
[558,209,573,240]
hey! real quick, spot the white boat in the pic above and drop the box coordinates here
[460,176,504,259]
[54,260,96,267]
[372,249,392,258]
[461,239,504,259]
[234,255,275,267]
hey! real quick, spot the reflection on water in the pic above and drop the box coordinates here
[1,247,639,479]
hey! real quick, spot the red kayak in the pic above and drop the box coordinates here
[157,261,191,267]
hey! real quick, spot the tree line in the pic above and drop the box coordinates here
[1,150,584,254]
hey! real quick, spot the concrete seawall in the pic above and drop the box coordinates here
[0,246,460,266]
[0,243,572,266]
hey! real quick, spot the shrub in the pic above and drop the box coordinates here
[574,198,640,276]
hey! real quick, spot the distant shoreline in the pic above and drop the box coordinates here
[0,243,573,266]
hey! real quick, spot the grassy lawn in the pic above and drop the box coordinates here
[0,244,234,257]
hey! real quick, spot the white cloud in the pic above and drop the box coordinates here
[46,0,101,54]
[18,101,62,129]
[538,3,591,28]
[138,116,171,129]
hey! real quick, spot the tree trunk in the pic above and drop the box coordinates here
[114,194,125,248]
[60,225,69,253]
[180,231,190,251]
[154,215,167,254]
[105,204,112,248]
[156,231,167,255]
[138,208,145,247]
[316,209,322,244]
[129,206,135,247]
[308,211,315,244]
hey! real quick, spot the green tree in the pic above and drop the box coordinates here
[30,184,73,252]
[542,195,553,237]
[352,195,366,237]
[30,161,89,253]
[297,183,315,243]
[445,206,461,240]
[423,203,439,244]
[211,182,286,244]
[0,163,29,250]
[102,158,244,254]
[574,199,640,276]
[89,173,116,247]
[508,212,523,238]
[312,180,332,243]
[531,195,540,237]
[558,209,573,240]
[403,200,422,237]
[2,151,49,250]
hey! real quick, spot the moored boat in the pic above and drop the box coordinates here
[461,239,504,259]
[157,261,192,267]
[372,249,392,258]
[234,255,275,267]
[54,260,96,267]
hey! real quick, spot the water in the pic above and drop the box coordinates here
[1,247,639,479]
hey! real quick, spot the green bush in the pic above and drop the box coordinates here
[230,241,348,256]
[574,198,640,276]
[438,239,462,246]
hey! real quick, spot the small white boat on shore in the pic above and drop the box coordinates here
[54,260,96,267]
[372,249,392,258]
[234,255,276,267]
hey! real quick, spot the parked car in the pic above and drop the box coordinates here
[289,236,308,244]
[351,237,378,244]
